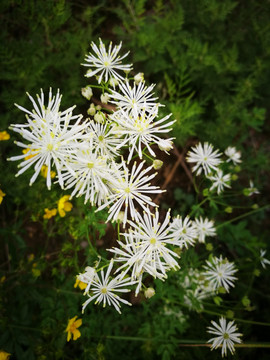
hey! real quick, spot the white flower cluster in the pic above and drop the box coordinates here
[9,39,238,317]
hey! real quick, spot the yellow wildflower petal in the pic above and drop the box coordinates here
[74,318,82,328]
[0,351,11,360]
[67,331,71,342]
[63,202,73,212]
[0,189,6,204]
[72,328,81,341]
[0,131,10,141]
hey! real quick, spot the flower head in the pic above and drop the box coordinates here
[9,89,88,189]
[203,256,238,292]
[194,217,216,243]
[82,260,136,314]
[58,195,72,217]
[224,146,241,165]
[109,80,161,116]
[43,208,57,219]
[208,169,231,194]
[186,142,222,176]
[207,317,242,357]
[65,316,82,341]
[97,161,163,226]
[82,38,132,84]
[111,109,175,163]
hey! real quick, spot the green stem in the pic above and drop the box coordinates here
[216,204,270,229]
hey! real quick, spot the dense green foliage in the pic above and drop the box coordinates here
[1,1,270,359]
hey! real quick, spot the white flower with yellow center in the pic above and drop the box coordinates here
[207,317,242,357]
[186,142,222,176]
[194,217,216,243]
[109,80,162,116]
[203,256,238,292]
[82,38,132,84]
[9,89,87,189]
[61,142,116,206]
[111,109,175,163]
[82,259,136,314]
[88,120,122,159]
[97,160,163,226]
[169,216,198,248]
[120,209,180,278]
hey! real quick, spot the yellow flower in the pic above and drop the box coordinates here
[0,351,11,360]
[0,131,10,141]
[40,165,56,179]
[22,148,36,160]
[32,263,41,277]
[58,195,73,217]
[43,208,57,219]
[0,189,6,204]
[0,276,6,284]
[65,316,82,341]
[74,277,87,290]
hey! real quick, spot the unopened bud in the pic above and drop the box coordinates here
[153,159,163,170]
[94,112,105,123]
[109,78,119,88]
[134,72,144,85]
[87,104,96,116]
[81,86,93,100]
[100,92,110,104]
[116,211,125,223]
[144,287,155,299]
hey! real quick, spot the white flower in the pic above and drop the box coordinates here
[109,80,162,116]
[203,256,238,292]
[88,120,122,159]
[61,141,115,206]
[169,216,198,249]
[82,38,132,84]
[134,72,144,85]
[81,86,93,100]
[260,249,270,269]
[121,209,180,278]
[208,169,231,194]
[247,180,260,196]
[111,109,175,163]
[186,142,222,176]
[9,89,87,189]
[13,88,75,124]
[207,317,242,357]
[157,138,174,153]
[82,260,136,314]
[97,161,163,226]
[224,146,241,165]
[194,217,216,243]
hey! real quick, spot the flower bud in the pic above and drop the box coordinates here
[134,72,144,85]
[153,159,163,170]
[100,92,110,104]
[109,78,119,88]
[81,86,93,100]
[87,104,96,116]
[144,287,155,299]
[94,112,105,123]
